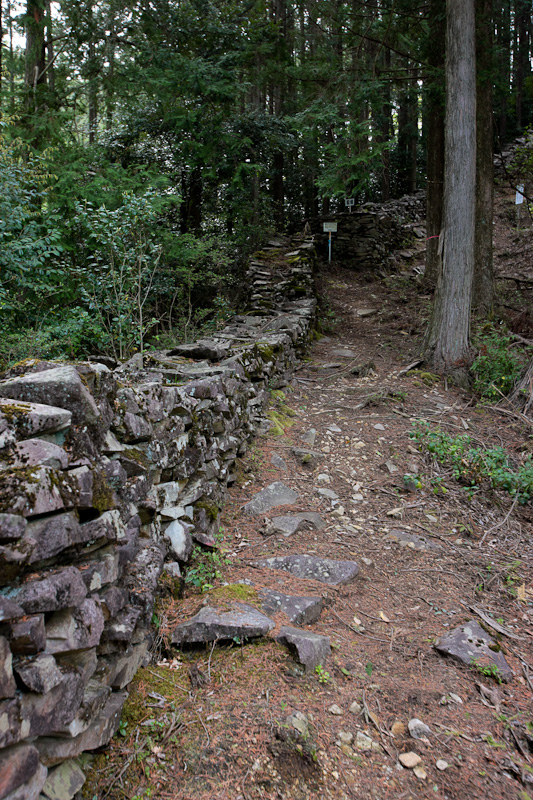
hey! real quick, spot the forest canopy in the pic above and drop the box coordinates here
[0,0,531,365]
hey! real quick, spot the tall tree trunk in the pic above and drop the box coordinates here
[424,0,477,381]
[8,0,15,104]
[45,0,54,92]
[397,64,418,195]
[87,3,98,144]
[495,0,511,143]
[25,1,46,97]
[424,0,446,287]
[473,0,494,314]
[515,0,531,130]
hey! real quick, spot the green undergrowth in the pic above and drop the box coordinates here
[411,420,533,503]
[471,326,530,401]
[184,529,230,592]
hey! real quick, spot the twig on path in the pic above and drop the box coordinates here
[434,722,474,742]
[361,689,395,758]
[479,493,520,546]
[492,404,533,428]
[101,738,148,800]
[520,659,533,693]
[319,358,362,382]
[195,710,210,746]
[397,359,424,377]
[464,603,525,641]
[329,608,390,644]
[207,639,218,681]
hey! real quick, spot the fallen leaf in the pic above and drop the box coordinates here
[379,611,391,623]
[517,583,527,603]
[353,615,363,627]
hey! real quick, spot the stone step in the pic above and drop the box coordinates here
[253,554,359,586]
[265,512,326,537]
[171,603,274,645]
[258,588,323,625]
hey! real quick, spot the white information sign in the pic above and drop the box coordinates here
[516,185,525,205]
[345,199,355,208]
[323,221,338,232]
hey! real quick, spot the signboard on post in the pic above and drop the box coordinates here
[345,198,355,212]
[323,221,337,262]
[516,184,525,227]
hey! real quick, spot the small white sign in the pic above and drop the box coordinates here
[516,184,525,205]
[345,199,355,207]
[323,221,338,232]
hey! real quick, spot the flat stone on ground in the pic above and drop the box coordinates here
[267,512,326,537]
[435,619,513,682]
[255,554,359,585]
[172,603,274,645]
[331,349,357,358]
[386,529,440,552]
[300,429,316,446]
[41,759,86,800]
[258,589,323,625]
[276,626,330,673]
[270,453,288,471]
[243,482,298,516]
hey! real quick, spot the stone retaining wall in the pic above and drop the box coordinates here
[313,191,426,268]
[0,236,317,799]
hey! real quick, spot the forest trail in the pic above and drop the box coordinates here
[83,186,533,800]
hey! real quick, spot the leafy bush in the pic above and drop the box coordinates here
[411,421,533,503]
[0,121,62,317]
[471,329,526,400]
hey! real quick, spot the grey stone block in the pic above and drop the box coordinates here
[254,554,359,585]
[172,603,274,645]
[243,482,299,515]
[258,589,323,625]
[435,619,514,682]
[276,626,331,673]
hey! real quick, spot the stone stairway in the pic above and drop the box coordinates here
[170,479,360,675]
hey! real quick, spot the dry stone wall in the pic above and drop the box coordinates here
[313,191,426,268]
[0,236,317,800]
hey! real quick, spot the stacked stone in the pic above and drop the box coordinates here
[0,236,317,799]
[314,191,426,268]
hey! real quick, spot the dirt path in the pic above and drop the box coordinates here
[83,194,533,800]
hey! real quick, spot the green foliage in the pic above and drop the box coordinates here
[411,421,533,503]
[184,530,230,592]
[471,329,527,400]
[471,661,503,684]
[315,665,331,684]
[0,122,62,316]
[70,191,163,360]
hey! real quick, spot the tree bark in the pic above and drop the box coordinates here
[424,0,445,287]
[472,0,494,314]
[25,1,46,91]
[495,0,511,143]
[423,0,477,381]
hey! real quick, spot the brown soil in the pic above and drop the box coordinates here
[83,183,533,800]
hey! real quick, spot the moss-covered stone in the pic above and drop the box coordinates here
[91,469,115,512]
